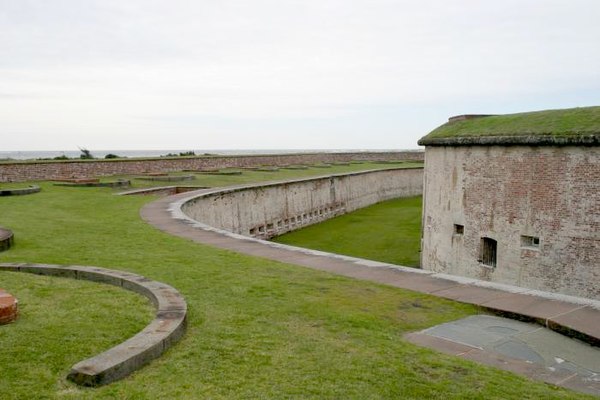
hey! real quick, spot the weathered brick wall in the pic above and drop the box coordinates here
[421,145,599,299]
[0,151,423,183]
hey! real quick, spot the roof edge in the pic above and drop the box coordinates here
[418,134,600,147]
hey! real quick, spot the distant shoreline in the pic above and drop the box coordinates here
[0,149,422,161]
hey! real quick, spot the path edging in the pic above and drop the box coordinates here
[0,263,187,386]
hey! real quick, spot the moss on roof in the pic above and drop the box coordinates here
[418,106,600,146]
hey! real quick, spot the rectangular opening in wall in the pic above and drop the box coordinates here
[454,224,464,235]
[521,235,540,249]
[258,226,265,233]
[249,228,256,235]
[480,237,497,268]
[277,221,282,228]
[267,223,274,230]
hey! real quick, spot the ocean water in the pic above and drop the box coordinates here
[0,149,413,161]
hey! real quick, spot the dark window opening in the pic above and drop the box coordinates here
[480,237,497,268]
[521,235,540,249]
[454,224,464,235]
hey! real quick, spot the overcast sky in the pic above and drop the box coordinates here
[1,0,599,151]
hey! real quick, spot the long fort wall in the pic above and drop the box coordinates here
[0,151,423,183]
[181,168,423,240]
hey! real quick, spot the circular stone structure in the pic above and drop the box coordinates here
[0,227,14,252]
[0,289,18,324]
[0,263,187,386]
[0,185,41,196]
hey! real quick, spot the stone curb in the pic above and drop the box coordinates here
[53,180,131,188]
[136,175,196,182]
[0,227,14,252]
[0,263,187,387]
[0,185,41,196]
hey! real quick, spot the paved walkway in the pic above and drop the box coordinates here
[405,315,600,396]
[141,187,600,392]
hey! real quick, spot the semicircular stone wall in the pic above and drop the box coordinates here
[180,168,423,239]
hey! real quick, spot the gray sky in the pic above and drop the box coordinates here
[1,0,599,150]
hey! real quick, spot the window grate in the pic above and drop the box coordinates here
[480,237,497,268]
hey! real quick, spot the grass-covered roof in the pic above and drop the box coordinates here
[418,106,600,146]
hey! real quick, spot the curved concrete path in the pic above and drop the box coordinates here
[142,185,600,350]
[0,263,187,387]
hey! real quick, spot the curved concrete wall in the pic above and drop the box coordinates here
[181,168,423,239]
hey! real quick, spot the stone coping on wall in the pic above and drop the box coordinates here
[0,263,187,386]
[177,166,423,203]
[0,185,41,196]
[136,174,196,182]
[418,134,600,146]
[119,186,210,196]
[141,177,600,350]
[0,227,14,252]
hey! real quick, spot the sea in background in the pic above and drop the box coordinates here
[0,149,418,161]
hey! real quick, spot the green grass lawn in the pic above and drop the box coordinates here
[115,161,424,189]
[0,168,591,399]
[273,196,422,267]
[422,105,600,140]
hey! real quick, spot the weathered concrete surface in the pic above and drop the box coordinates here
[0,185,40,196]
[0,227,14,252]
[119,186,209,196]
[0,263,187,386]
[137,174,195,182]
[180,168,423,239]
[53,180,131,188]
[0,151,424,183]
[420,145,600,300]
[405,315,600,396]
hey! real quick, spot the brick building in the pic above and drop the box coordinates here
[418,107,599,300]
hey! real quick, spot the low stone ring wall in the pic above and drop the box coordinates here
[53,180,131,188]
[0,227,14,252]
[0,185,41,196]
[0,263,187,387]
[137,175,195,182]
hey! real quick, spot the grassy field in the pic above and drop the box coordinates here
[0,165,591,399]
[423,106,600,139]
[273,196,422,267]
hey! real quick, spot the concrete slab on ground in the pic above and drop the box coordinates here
[407,315,600,396]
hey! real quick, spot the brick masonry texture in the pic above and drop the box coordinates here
[0,152,423,183]
[421,145,600,300]
[0,288,18,325]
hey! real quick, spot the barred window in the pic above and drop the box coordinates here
[480,237,497,268]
